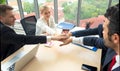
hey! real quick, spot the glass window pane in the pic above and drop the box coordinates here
[58,0,78,24]
[21,0,35,17]
[111,0,119,6]
[80,0,109,28]
[7,0,21,20]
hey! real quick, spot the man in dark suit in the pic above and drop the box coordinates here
[102,3,120,71]
[61,22,107,65]
[0,4,67,61]
[60,3,120,71]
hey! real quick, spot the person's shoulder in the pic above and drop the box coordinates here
[37,17,43,21]
[0,22,5,29]
[37,17,44,23]
[0,21,4,26]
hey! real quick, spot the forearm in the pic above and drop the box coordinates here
[83,37,107,50]
[72,37,84,45]
[71,28,98,37]
[71,36,107,50]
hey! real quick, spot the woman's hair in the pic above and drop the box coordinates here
[40,5,50,14]
[0,4,13,17]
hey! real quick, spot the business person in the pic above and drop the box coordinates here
[36,5,56,35]
[102,3,120,71]
[60,3,120,71]
[62,23,107,64]
[0,4,67,61]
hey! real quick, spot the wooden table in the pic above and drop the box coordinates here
[21,41,102,71]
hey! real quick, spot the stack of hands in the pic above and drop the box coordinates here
[51,32,73,46]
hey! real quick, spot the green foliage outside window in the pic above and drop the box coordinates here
[62,0,119,20]
[23,2,43,14]
[62,2,77,21]
[46,0,53,2]
[23,2,34,14]
[22,0,119,21]
[0,0,6,4]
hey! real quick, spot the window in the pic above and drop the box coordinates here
[111,0,119,6]
[8,0,21,20]
[79,0,109,28]
[21,0,35,17]
[58,0,78,24]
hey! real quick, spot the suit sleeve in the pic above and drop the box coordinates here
[71,24,103,38]
[1,23,47,61]
[83,37,107,50]
[2,26,47,45]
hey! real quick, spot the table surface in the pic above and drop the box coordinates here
[21,41,102,71]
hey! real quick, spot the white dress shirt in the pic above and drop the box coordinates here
[112,55,120,70]
[72,37,84,45]
[36,16,56,35]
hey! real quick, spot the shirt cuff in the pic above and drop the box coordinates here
[72,37,84,45]
[47,36,51,42]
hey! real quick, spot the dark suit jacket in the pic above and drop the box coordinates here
[102,48,120,71]
[71,24,106,64]
[83,37,119,71]
[0,21,47,61]
[71,24,119,70]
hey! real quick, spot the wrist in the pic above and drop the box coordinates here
[68,32,72,37]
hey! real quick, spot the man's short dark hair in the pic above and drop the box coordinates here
[0,4,13,16]
[104,3,119,38]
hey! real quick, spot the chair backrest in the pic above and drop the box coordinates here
[20,16,37,35]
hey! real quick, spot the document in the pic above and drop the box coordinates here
[57,22,75,30]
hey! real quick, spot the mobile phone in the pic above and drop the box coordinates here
[81,64,97,71]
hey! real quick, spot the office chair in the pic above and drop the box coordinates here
[20,16,37,35]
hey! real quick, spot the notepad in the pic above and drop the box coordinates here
[57,22,75,30]
[73,43,98,52]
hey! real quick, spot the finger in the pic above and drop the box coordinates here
[59,44,65,46]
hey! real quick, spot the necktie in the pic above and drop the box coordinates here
[108,55,116,71]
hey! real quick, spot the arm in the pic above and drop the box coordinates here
[36,18,55,35]
[1,25,47,61]
[2,26,47,44]
[71,24,103,38]
[60,36,107,50]
[2,26,66,44]
[35,19,42,35]
[44,25,56,35]
[45,16,56,35]
[1,24,68,61]
[83,37,107,50]
[49,16,56,29]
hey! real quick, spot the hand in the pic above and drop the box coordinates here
[60,38,72,46]
[51,34,69,41]
[66,32,72,37]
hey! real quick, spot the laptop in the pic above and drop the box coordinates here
[1,44,39,71]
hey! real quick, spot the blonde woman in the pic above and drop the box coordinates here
[36,5,56,35]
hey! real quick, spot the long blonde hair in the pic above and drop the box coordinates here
[40,5,50,14]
